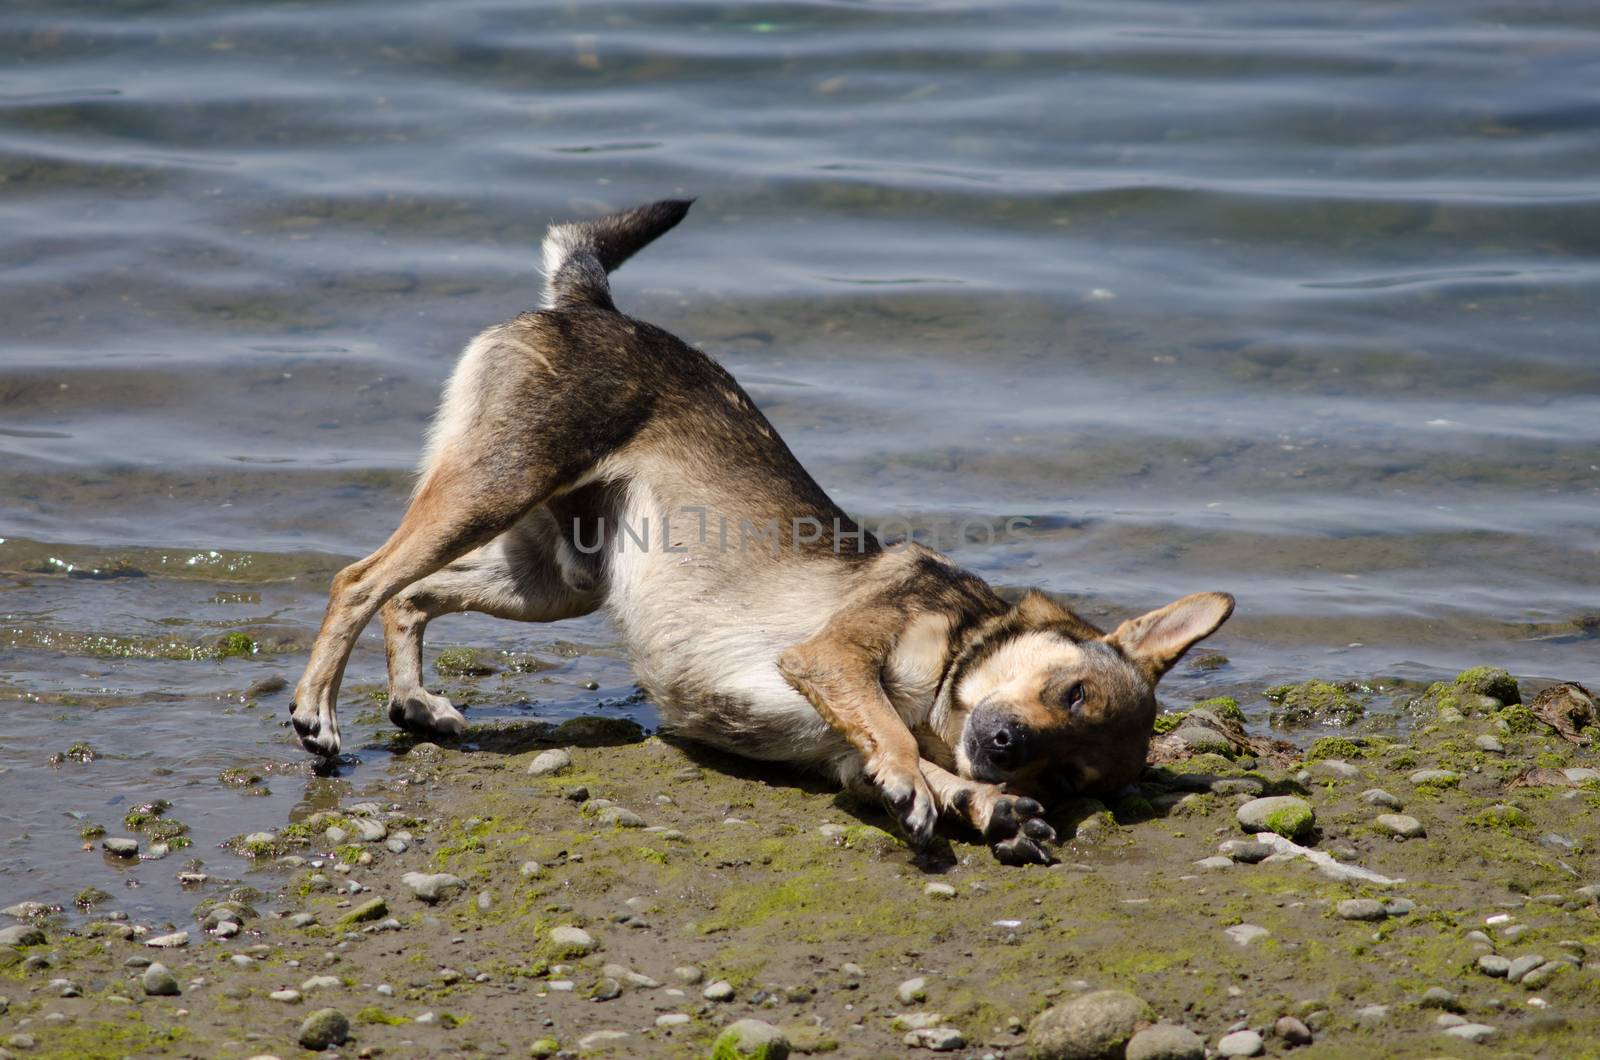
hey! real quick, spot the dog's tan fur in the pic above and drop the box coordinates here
[290,200,1234,863]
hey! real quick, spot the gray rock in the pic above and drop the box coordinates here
[0,927,44,948]
[1274,1015,1313,1046]
[1374,814,1426,839]
[1172,725,1235,756]
[1217,1029,1264,1057]
[1442,1023,1496,1043]
[589,977,622,1001]
[673,965,703,984]
[1219,839,1273,864]
[102,837,139,857]
[1194,856,1233,870]
[1313,759,1361,779]
[1564,767,1600,784]
[298,1008,350,1051]
[904,1026,964,1051]
[1209,777,1265,797]
[141,962,180,997]
[1506,954,1545,983]
[351,817,387,843]
[576,1030,631,1051]
[1408,769,1459,787]
[547,925,596,956]
[1477,955,1511,977]
[1336,899,1388,922]
[1383,898,1415,917]
[897,977,927,1003]
[924,882,957,898]
[145,930,189,948]
[1354,1004,1390,1025]
[714,1019,790,1058]
[1224,924,1270,947]
[2,903,48,921]
[1027,989,1150,1060]
[1235,796,1314,840]
[527,749,573,777]
[1126,1023,1205,1060]
[1360,788,1404,810]
[1521,961,1566,990]
[1420,987,1460,1011]
[597,806,645,828]
[1474,734,1505,754]
[703,979,735,1002]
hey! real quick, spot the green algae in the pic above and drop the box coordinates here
[1266,680,1364,727]
[435,647,496,677]
[1303,736,1366,763]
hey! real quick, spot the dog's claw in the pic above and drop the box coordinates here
[288,701,341,758]
[986,793,1056,864]
[993,833,1055,866]
[1022,817,1056,842]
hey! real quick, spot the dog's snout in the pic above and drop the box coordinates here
[965,707,1035,781]
[987,720,1027,766]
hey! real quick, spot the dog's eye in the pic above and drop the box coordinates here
[1063,682,1085,713]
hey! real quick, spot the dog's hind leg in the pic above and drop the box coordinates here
[381,510,602,738]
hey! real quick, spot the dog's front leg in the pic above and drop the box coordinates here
[778,627,938,849]
[921,760,1057,865]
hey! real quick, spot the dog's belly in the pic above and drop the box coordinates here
[595,478,853,768]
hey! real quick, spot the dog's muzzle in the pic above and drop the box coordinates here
[964,706,1032,782]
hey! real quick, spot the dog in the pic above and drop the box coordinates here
[289,199,1234,864]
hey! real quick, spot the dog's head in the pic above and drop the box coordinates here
[945,590,1234,797]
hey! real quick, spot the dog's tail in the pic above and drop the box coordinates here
[540,198,694,311]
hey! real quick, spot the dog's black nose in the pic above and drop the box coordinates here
[986,720,1029,769]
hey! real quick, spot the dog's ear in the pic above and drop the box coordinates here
[1106,592,1234,682]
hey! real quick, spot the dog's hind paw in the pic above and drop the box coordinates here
[388,688,468,738]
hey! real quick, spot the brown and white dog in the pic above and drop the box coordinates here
[289,200,1234,864]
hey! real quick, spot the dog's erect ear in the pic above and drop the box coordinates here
[1106,592,1235,682]
[1013,589,1072,626]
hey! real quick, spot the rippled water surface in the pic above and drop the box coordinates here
[2,0,1597,918]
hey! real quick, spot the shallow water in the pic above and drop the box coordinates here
[1,0,1597,920]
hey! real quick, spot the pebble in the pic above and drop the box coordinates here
[893,1012,945,1031]
[673,965,703,984]
[527,749,573,776]
[703,979,735,1002]
[519,861,543,879]
[297,1008,350,1051]
[288,913,317,929]
[141,963,180,997]
[1355,1004,1389,1025]
[548,926,596,956]
[597,806,645,828]
[924,882,957,899]
[1506,954,1545,983]
[2,903,47,920]
[1235,796,1314,840]
[713,1019,789,1057]
[1383,898,1415,917]
[270,989,302,1003]
[0,926,45,947]
[1194,856,1233,870]
[302,975,341,993]
[102,837,139,857]
[145,930,190,948]
[577,1030,630,1052]
[1126,1023,1206,1060]
[1477,955,1511,977]
[1218,839,1272,864]
[1408,769,1459,786]
[337,898,387,925]
[1274,1015,1313,1046]
[1475,734,1505,754]
[1217,1029,1265,1057]
[655,1013,691,1027]
[1313,759,1361,779]
[905,1026,965,1051]
[1209,777,1265,796]
[1442,1023,1497,1043]
[1225,924,1270,947]
[351,818,387,843]
[1336,899,1388,922]
[1360,789,1404,810]
[897,977,928,1004]
[399,871,466,904]
[1420,987,1460,1011]
[1027,989,1149,1060]
[589,978,622,1001]
[1374,814,1426,839]
[1521,961,1566,990]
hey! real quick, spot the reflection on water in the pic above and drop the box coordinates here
[1,0,1597,917]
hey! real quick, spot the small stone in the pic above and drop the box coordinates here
[703,979,735,1002]
[1209,777,1265,796]
[529,1038,560,1057]
[519,861,543,878]
[1274,1016,1312,1046]
[1477,955,1511,977]
[298,1008,350,1051]
[1225,924,1270,947]
[905,1026,965,1051]
[1336,899,1388,922]
[1027,989,1150,1060]
[2,903,48,920]
[288,913,317,929]
[713,1019,790,1058]
[270,989,302,1003]
[352,818,386,843]
[302,975,342,993]
[597,806,645,828]
[1442,1024,1496,1044]
[924,882,957,898]
[1194,855,1233,870]
[577,1030,630,1052]
[892,1012,946,1031]
[1360,788,1404,810]
[589,977,622,1001]
[1126,1023,1206,1060]
[102,837,139,857]
[401,872,465,904]
[1507,954,1545,983]
[337,898,387,926]
[0,926,44,948]
[1436,1014,1467,1028]
[548,926,596,956]
[141,963,180,996]
[1219,839,1272,863]
[1235,796,1314,840]
[1475,734,1505,754]
[673,965,703,984]
[1374,814,1426,839]
[1217,1029,1265,1057]
[1383,898,1415,917]
[1409,769,1459,787]
[1313,759,1361,779]
[145,930,190,948]
[1521,961,1566,990]
[1420,987,1461,1011]
[527,749,572,777]
[1354,1004,1389,1025]
[656,1013,691,1027]
[897,977,927,1004]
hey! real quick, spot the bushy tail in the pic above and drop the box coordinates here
[541,198,694,310]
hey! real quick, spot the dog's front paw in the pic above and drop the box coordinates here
[289,702,341,758]
[985,795,1056,866]
[876,764,939,850]
[389,687,468,738]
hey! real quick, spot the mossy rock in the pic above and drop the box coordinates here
[553,715,646,746]
[434,647,496,677]
[1304,736,1367,764]
[1453,666,1520,705]
[1267,681,1364,728]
